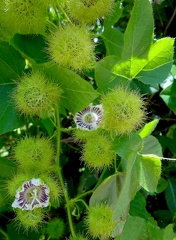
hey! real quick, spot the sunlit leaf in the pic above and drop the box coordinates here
[139,119,159,138]
[139,154,161,192]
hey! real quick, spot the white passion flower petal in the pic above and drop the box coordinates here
[12,178,50,210]
[74,104,103,130]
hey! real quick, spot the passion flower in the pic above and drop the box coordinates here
[12,178,50,210]
[74,104,103,131]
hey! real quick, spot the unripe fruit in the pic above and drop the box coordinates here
[101,87,145,135]
[81,132,114,169]
[15,208,44,231]
[85,203,117,238]
[13,71,62,118]
[14,137,54,174]
[47,24,95,71]
[66,0,114,24]
[0,0,48,35]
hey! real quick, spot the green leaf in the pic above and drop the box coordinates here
[112,0,154,80]
[102,3,124,57]
[95,56,128,93]
[139,154,161,192]
[136,62,173,86]
[113,132,142,161]
[139,119,159,138]
[136,38,174,85]
[0,41,25,84]
[156,178,168,193]
[120,215,147,240]
[146,218,164,240]
[89,173,125,207]
[130,191,151,220]
[140,135,163,157]
[0,157,17,179]
[142,38,174,70]
[160,80,176,114]
[122,0,154,59]
[165,178,176,214]
[102,28,124,57]
[0,84,25,135]
[38,64,100,113]
[113,155,140,222]
[11,34,49,64]
[104,2,123,27]
[163,224,176,240]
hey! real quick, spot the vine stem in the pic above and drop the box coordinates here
[55,105,76,237]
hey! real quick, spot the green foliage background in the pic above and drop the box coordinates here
[0,0,176,239]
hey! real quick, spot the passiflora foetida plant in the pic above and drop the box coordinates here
[0,0,175,239]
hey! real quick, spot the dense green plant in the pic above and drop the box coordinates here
[0,0,176,239]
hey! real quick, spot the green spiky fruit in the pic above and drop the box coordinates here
[67,0,114,24]
[47,24,95,71]
[101,87,145,135]
[81,132,114,169]
[85,203,117,239]
[13,71,61,118]
[0,0,48,35]
[14,137,54,173]
[15,208,44,231]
